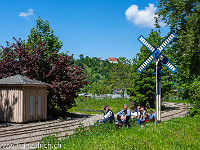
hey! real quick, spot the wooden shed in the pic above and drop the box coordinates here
[0,74,48,123]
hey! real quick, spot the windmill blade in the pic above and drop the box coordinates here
[137,35,156,53]
[157,32,177,52]
[137,53,156,73]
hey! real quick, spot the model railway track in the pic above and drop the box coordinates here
[0,117,88,148]
[0,119,81,139]
[0,119,66,131]
[0,114,102,149]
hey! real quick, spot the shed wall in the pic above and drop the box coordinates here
[0,86,23,122]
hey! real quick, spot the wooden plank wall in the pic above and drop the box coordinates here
[23,86,47,122]
[0,86,47,123]
[0,86,23,122]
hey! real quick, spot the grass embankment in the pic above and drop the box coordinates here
[69,98,130,114]
[39,116,200,150]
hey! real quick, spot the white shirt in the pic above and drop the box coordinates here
[131,112,137,118]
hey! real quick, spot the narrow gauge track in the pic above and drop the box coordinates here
[0,117,91,149]
[0,118,75,132]
[0,114,102,149]
[0,119,82,139]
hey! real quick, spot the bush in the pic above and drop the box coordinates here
[188,77,200,116]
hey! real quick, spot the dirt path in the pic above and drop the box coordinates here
[161,102,189,122]
[0,102,190,150]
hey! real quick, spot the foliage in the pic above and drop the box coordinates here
[188,77,200,116]
[39,116,200,150]
[75,55,114,94]
[26,16,63,54]
[0,18,88,115]
[128,30,175,108]
[89,81,111,96]
[162,94,189,104]
[109,57,132,98]
[156,0,200,108]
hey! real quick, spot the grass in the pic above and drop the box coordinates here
[69,98,130,114]
[69,97,190,115]
[162,97,190,104]
[163,99,190,103]
[39,116,200,150]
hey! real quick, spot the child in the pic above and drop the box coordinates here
[118,110,127,126]
[130,107,138,122]
[148,110,156,122]
[137,106,145,125]
[136,106,141,119]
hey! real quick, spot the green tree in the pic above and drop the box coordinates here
[75,55,114,93]
[155,0,200,83]
[89,81,110,96]
[26,17,63,54]
[188,77,200,116]
[109,57,132,98]
[156,0,200,113]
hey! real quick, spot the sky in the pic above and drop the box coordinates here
[0,0,170,60]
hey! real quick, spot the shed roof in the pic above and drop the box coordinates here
[0,74,49,86]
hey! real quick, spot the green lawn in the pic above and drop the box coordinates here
[69,97,190,115]
[162,98,190,104]
[69,98,130,114]
[39,116,200,150]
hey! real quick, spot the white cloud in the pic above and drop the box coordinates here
[125,3,163,28]
[19,9,34,18]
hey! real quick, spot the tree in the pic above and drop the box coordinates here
[75,55,114,94]
[89,81,110,97]
[0,19,87,116]
[129,30,175,108]
[26,16,63,54]
[109,57,132,98]
[155,0,200,83]
[155,0,200,113]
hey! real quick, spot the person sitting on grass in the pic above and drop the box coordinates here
[136,106,141,118]
[137,106,146,125]
[97,104,114,124]
[116,104,131,126]
[130,106,138,123]
[118,110,127,126]
[148,110,156,122]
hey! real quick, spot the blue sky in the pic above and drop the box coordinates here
[0,0,170,60]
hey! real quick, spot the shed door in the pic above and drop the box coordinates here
[30,90,38,121]
[38,95,41,115]
[29,89,43,121]
[30,95,33,116]
[37,90,42,120]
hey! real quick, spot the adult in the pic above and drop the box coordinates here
[97,104,114,123]
[116,104,131,125]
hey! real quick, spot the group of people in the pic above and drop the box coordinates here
[130,105,156,125]
[97,104,156,127]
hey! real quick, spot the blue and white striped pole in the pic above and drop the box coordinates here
[156,60,161,123]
